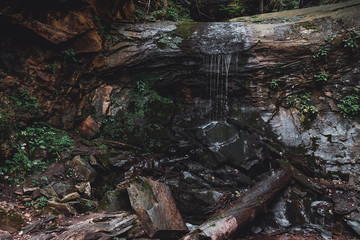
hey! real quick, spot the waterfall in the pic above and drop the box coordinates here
[203,53,241,121]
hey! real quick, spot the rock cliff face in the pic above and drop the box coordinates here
[97,0,360,180]
[2,0,360,179]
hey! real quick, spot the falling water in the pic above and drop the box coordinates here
[204,53,241,121]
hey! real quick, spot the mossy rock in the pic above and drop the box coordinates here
[96,189,131,212]
[0,208,25,233]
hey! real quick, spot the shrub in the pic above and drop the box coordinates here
[10,90,39,114]
[220,0,244,18]
[20,122,74,159]
[0,122,74,182]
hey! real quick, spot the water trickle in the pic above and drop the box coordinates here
[203,53,240,121]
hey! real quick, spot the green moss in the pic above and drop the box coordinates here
[141,180,152,191]
[175,22,195,39]
[46,223,58,231]
[0,208,25,231]
[302,22,317,30]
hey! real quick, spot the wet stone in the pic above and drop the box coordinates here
[97,189,131,212]
[91,85,113,116]
[40,185,59,200]
[60,192,80,202]
[0,234,11,239]
[187,162,206,173]
[0,208,25,233]
[52,182,76,199]
[334,198,358,215]
[215,165,251,185]
[346,212,360,235]
[47,201,76,216]
[182,171,210,188]
[70,156,97,183]
[75,182,92,198]
[78,116,101,139]
[127,177,188,238]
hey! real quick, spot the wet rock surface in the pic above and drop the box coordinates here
[96,189,131,212]
[127,177,188,238]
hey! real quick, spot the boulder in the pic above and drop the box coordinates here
[91,85,113,116]
[97,189,131,212]
[127,177,188,238]
[47,201,76,216]
[75,182,92,198]
[40,185,59,201]
[71,199,98,213]
[70,156,97,183]
[78,116,101,139]
[0,208,25,233]
[52,182,76,199]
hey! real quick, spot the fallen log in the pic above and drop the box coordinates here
[276,158,323,192]
[262,141,323,193]
[183,170,292,240]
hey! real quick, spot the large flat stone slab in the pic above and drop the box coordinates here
[127,177,188,238]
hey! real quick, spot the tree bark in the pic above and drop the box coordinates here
[260,0,264,13]
[299,0,304,8]
[183,170,292,240]
[163,0,167,14]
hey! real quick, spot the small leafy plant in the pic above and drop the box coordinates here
[286,92,318,126]
[31,176,49,187]
[220,0,244,18]
[25,196,48,208]
[337,94,360,119]
[270,80,279,89]
[314,72,329,82]
[325,33,337,42]
[36,196,48,208]
[94,16,111,40]
[343,28,360,52]
[10,90,39,114]
[64,49,77,63]
[312,46,330,58]
[44,63,58,74]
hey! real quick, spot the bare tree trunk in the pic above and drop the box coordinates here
[260,0,264,13]
[299,0,304,8]
[163,0,168,13]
